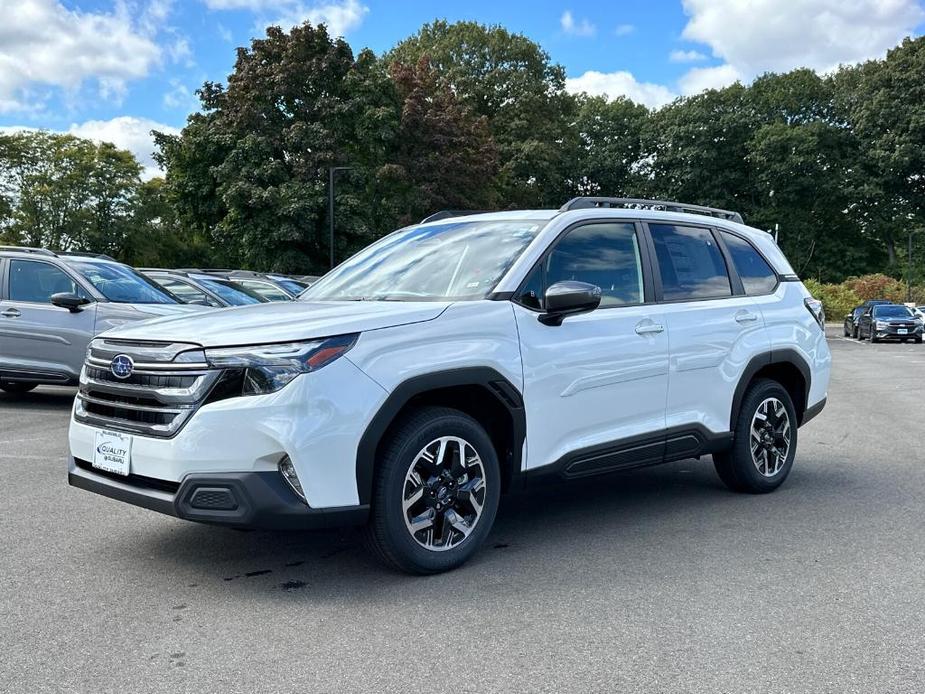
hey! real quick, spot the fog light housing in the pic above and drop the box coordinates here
[278,456,306,503]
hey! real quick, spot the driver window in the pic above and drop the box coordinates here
[529,222,644,309]
[9,260,84,303]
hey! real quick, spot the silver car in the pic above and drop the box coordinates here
[0,248,204,394]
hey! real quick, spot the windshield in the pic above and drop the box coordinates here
[301,219,545,302]
[272,277,307,294]
[196,277,268,305]
[873,305,912,318]
[69,260,176,304]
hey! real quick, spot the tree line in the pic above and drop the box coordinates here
[1,20,924,284]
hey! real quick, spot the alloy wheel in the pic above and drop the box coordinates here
[402,436,487,552]
[749,397,791,477]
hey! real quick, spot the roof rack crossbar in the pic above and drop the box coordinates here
[0,245,57,256]
[560,197,744,224]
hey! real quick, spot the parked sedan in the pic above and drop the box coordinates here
[0,248,203,394]
[140,269,271,307]
[857,304,924,343]
[844,299,893,338]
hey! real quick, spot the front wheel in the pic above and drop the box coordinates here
[0,382,37,395]
[365,407,500,574]
[714,379,797,494]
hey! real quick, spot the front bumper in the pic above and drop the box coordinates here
[874,325,923,340]
[68,456,369,530]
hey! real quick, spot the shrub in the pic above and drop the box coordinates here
[803,278,861,320]
[843,274,906,303]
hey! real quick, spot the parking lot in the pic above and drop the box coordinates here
[1,327,923,693]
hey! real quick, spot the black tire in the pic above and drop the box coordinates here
[714,379,798,494]
[916,337,923,344]
[852,326,859,339]
[870,333,878,343]
[0,382,37,395]
[364,406,501,574]
[843,324,850,337]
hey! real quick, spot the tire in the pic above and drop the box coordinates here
[364,406,501,574]
[0,382,37,395]
[843,324,850,337]
[853,327,859,339]
[916,337,922,344]
[870,333,878,343]
[714,378,798,494]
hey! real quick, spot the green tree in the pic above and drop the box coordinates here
[571,95,648,197]
[388,20,578,207]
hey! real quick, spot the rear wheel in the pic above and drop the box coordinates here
[714,379,797,494]
[365,407,500,574]
[0,382,37,395]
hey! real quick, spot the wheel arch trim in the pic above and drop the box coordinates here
[355,367,526,505]
[731,349,812,429]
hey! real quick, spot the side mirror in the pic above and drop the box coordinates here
[50,292,91,312]
[538,281,602,326]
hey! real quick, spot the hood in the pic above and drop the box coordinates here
[95,302,208,335]
[101,300,450,347]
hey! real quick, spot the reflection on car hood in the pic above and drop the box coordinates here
[100,300,451,347]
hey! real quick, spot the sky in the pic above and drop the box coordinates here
[1,0,924,178]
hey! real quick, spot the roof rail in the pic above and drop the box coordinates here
[0,245,57,257]
[420,210,490,224]
[560,197,744,224]
[53,250,117,261]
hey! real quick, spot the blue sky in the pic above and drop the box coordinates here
[1,0,923,177]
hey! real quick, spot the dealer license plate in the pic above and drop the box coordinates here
[898,328,908,335]
[92,430,132,476]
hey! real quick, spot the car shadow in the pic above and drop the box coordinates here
[0,386,77,410]
[119,457,845,602]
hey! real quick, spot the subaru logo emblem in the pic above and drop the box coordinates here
[110,354,134,380]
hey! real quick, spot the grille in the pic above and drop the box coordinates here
[74,339,221,438]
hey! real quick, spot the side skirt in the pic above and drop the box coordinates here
[523,425,734,486]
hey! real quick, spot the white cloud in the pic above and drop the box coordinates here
[68,117,180,180]
[0,0,164,113]
[669,49,707,63]
[561,10,596,37]
[680,0,925,78]
[614,23,635,36]
[202,0,369,36]
[677,64,743,95]
[566,70,677,108]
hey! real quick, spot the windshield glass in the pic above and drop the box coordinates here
[874,305,912,318]
[196,277,268,305]
[272,277,307,294]
[69,260,176,304]
[301,219,545,302]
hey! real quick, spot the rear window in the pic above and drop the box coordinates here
[720,231,778,295]
[650,224,731,301]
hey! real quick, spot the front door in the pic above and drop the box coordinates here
[513,220,669,476]
[0,258,97,383]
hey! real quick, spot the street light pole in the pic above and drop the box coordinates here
[328,166,352,270]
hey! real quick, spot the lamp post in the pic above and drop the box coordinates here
[328,166,353,270]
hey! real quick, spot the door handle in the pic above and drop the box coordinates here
[735,311,758,324]
[635,322,665,335]
[1,308,21,318]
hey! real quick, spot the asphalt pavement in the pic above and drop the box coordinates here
[1,327,924,693]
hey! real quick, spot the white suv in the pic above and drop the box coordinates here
[68,198,830,574]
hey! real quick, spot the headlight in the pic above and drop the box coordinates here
[875,321,888,330]
[204,334,358,396]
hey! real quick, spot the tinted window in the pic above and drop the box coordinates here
[720,231,778,295]
[9,260,84,303]
[541,222,644,308]
[650,224,731,300]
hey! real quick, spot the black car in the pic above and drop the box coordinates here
[844,299,893,338]
[857,303,924,343]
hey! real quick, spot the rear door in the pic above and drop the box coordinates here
[644,222,770,437]
[0,258,97,383]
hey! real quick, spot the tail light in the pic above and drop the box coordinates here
[804,297,825,329]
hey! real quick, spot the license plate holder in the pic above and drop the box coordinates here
[898,328,908,335]
[92,430,132,476]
